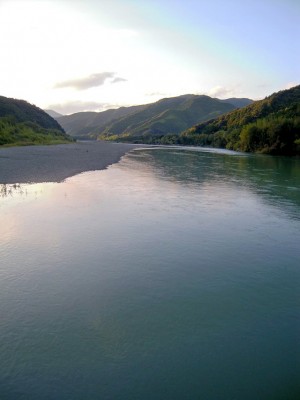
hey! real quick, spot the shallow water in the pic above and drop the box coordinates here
[0,148,299,399]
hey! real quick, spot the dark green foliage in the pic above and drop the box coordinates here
[238,108,300,154]
[0,117,72,146]
[0,95,72,146]
[0,96,64,132]
[181,86,300,155]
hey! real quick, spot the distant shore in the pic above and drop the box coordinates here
[0,141,144,184]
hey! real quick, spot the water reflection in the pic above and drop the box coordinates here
[0,183,24,198]
[0,147,299,400]
[128,148,300,218]
[2,148,299,220]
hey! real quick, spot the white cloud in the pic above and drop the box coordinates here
[0,0,296,111]
[111,77,127,84]
[54,72,126,91]
[47,101,111,115]
[146,92,168,97]
[207,86,234,98]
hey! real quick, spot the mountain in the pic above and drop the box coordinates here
[0,96,64,130]
[221,98,253,108]
[180,85,300,155]
[0,96,72,146]
[99,95,239,142]
[56,105,146,139]
[45,109,63,119]
[57,94,252,141]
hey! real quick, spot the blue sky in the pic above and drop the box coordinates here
[0,0,298,114]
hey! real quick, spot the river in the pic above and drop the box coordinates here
[0,147,299,399]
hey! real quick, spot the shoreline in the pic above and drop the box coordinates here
[0,140,273,185]
[0,141,144,184]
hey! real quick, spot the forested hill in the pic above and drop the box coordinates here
[220,98,253,108]
[57,104,146,138]
[55,95,252,140]
[0,96,64,131]
[0,96,72,146]
[99,95,237,141]
[178,85,300,155]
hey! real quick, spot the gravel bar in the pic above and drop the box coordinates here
[0,141,143,184]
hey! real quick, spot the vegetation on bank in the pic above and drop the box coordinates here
[0,96,72,146]
[104,86,300,155]
[0,96,64,131]
[0,117,73,146]
[180,85,300,155]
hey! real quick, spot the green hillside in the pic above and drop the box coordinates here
[220,98,253,108]
[56,105,146,138]
[180,85,300,155]
[0,96,72,146]
[54,94,251,141]
[98,94,238,141]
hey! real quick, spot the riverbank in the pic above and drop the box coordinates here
[0,141,142,184]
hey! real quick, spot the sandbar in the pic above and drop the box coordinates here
[0,141,142,184]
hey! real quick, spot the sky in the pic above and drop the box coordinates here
[0,0,299,114]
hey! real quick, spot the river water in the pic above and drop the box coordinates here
[0,148,299,399]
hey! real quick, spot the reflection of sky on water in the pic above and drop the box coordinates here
[0,148,299,400]
[1,149,299,260]
[1,148,300,222]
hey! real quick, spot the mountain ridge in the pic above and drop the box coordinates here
[177,85,300,154]
[0,96,64,132]
[45,109,64,119]
[57,104,147,138]
[55,94,253,139]
[0,96,72,146]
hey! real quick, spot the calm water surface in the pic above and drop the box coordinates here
[0,148,299,400]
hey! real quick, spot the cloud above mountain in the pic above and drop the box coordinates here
[54,72,127,90]
[207,86,233,98]
[47,101,112,115]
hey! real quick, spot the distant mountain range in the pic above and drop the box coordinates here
[56,105,146,138]
[67,85,296,155]
[54,95,253,140]
[45,109,64,119]
[219,98,254,108]
[0,96,72,146]
[2,86,298,154]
